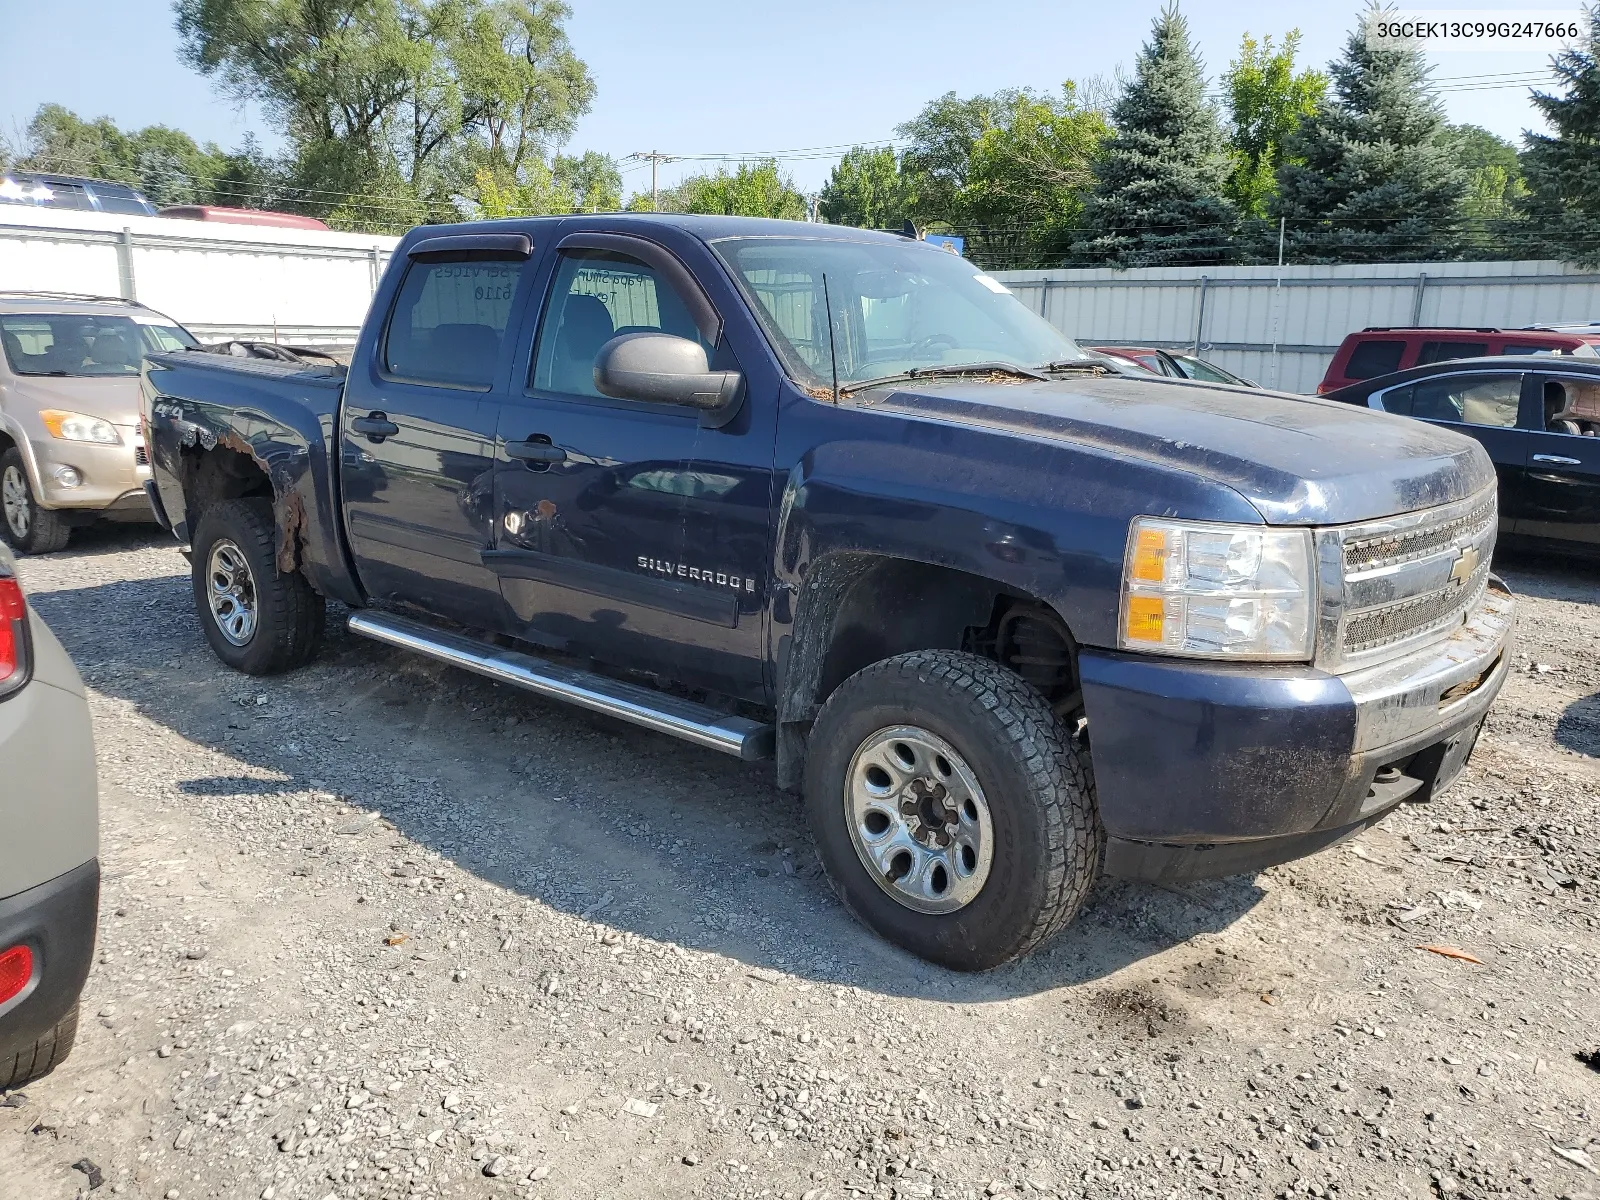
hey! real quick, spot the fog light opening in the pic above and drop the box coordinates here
[53,466,83,489]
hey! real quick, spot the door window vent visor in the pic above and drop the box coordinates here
[407,233,532,263]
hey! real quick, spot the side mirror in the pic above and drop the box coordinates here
[594,332,742,427]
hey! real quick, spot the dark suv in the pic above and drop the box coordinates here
[1327,356,1600,556]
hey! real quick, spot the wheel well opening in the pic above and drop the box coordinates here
[777,554,1081,789]
[180,446,271,536]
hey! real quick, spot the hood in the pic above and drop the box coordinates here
[859,375,1494,526]
[5,374,143,428]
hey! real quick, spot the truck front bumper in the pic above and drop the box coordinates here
[1081,581,1514,884]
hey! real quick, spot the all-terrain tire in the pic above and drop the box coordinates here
[0,447,71,554]
[804,650,1102,971]
[0,1003,78,1089]
[191,497,325,675]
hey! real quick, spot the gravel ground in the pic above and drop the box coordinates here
[3,526,1597,1200]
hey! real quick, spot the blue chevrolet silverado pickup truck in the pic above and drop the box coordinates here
[141,215,1514,970]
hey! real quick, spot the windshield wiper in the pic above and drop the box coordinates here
[838,361,1047,396]
[1038,359,1115,375]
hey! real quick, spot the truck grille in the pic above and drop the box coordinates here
[1343,560,1491,656]
[135,445,150,466]
[1321,489,1498,670]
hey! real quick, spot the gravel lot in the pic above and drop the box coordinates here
[3,526,1597,1200]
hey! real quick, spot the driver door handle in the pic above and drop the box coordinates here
[351,412,399,441]
[1531,453,1581,466]
[505,438,567,464]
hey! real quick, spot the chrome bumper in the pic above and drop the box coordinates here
[1342,581,1515,755]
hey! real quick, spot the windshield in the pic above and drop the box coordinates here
[711,236,1086,388]
[0,314,198,377]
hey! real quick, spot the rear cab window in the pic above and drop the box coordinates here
[383,261,520,389]
[1344,339,1407,380]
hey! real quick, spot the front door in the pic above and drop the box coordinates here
[489,240,776,701]
[341,248,527,628]
[1517,372,1600,547]
[1377,370,1530,529]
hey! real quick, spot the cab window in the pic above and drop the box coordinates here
[382,260,520,389]
[530,249,709,399]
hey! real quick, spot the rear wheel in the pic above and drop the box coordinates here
[805,650,1102,971]
[0,449,71,554]
[0,1003,78,1089]
[191,497,324,674]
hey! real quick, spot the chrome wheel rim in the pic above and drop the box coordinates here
[845,725,994,914]
[2,465,30,538]
[207,539,257,646]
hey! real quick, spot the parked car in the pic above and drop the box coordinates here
[144,215,1511,970]
[1318,324,1600,394]
[0,171,157,217]
[0,542,99,1088]
[1327,356,1600,557]
[1089,345,1259,387]
[1,293,199,553]
[158,206,331,231]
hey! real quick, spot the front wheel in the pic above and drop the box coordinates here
[804,650,1102,970]
[0,448,71,554]
[191,497,325,674]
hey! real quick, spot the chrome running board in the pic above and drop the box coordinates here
[346,610,774,761]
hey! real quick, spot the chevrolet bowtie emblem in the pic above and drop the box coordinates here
[1449,544,1481,584]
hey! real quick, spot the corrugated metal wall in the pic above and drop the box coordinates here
[0,207,398,344]
[992,261,1600,393]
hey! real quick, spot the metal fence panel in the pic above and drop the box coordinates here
[995,261,1600,393]
[0,207,397,344]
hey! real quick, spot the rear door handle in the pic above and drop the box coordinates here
[351,413,399,441]
[505,438,567,465]
[1531,454,1581,466]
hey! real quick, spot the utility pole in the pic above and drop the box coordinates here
[627,151,678,210]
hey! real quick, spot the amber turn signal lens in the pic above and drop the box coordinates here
[1124,595,1165,643]
[1130,527,1168,583]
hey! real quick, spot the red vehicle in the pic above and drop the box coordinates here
[1318,324,1600,394]
[157,206,331,231]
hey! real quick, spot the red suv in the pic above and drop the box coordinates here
[1318,324,1600,393]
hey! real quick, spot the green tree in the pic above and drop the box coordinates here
[896,89,1030,229]
[636,160,807,220]
[1222,31,1326,220]
[17,103,248,208]
[1438,125,1527,255]
[818,146,912,229]
[960,85,1109,268]
[1073,5,1237,266]
[175,0,595,226]
[553,151,622,212]
[1274,5,1465,262]
[1520,4,1600,265]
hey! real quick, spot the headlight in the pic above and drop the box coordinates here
[1119,517,1314,660]
[40,410,121,444]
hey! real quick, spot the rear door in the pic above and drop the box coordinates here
[1371,370,1530,530]
[1516,371,1600,548]
[340,233,534,629]
[488,231,777,702]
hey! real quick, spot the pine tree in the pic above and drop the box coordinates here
[1519,4,1600,265]
[1274,6,1464,262]
[1073,4,1236,267]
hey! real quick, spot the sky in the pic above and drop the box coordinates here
[0,0,1570,201]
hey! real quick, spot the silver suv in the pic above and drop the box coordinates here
[0,293,198,553]
[0,542,97,1087]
